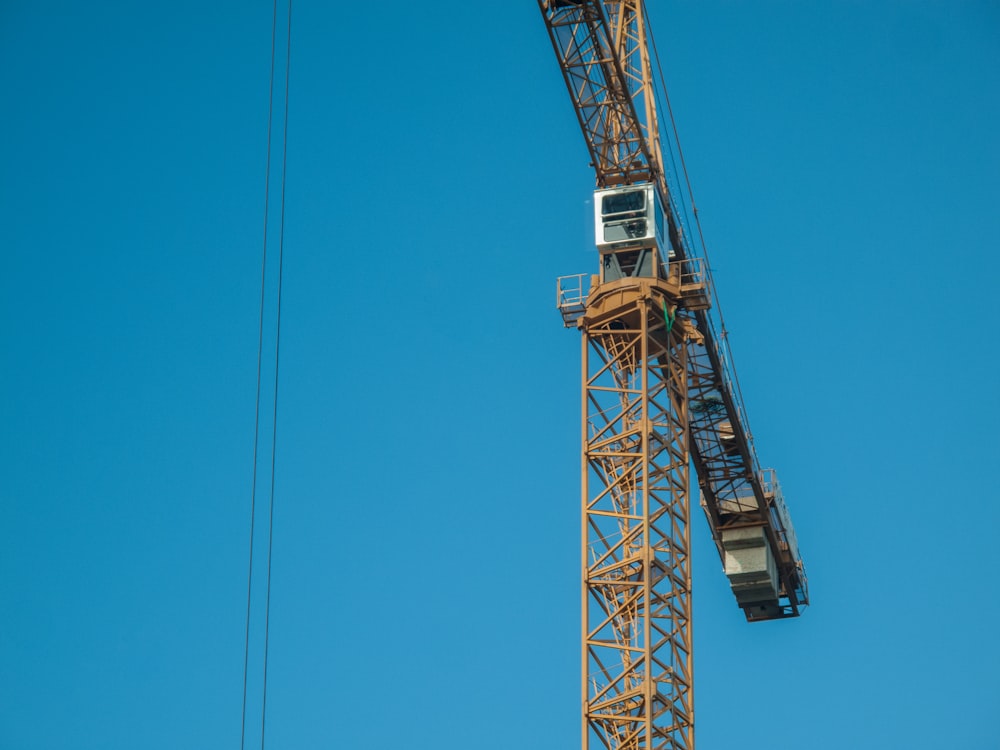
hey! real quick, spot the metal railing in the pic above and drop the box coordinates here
[559,258,707,319]
[557,273,591,326]
[661,256,707,289]
[760,468,803,576]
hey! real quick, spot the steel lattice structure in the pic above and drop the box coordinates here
[542,2,809,749]
[581,278,698,749]
[540,0,658,188]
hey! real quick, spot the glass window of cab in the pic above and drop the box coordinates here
[602,190,645,216]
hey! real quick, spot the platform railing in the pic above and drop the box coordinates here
[556,273,590,327]
[661,256,707,289]
[760,468,803,577]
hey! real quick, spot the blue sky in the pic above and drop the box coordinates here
[2,2,999,748]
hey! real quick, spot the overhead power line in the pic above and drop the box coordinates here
[242,1,292,749]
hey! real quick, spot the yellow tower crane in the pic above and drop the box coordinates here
[538,2,810,748]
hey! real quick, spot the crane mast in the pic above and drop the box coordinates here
[539,2,809,749]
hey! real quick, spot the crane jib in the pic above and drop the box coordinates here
[540,0,660,189]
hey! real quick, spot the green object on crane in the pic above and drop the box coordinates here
[662,300,676,333]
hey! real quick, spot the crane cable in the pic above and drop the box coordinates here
[646,4,762,457]
[241,1,292,748]
[645,4,729,342]
[644,4,708,267]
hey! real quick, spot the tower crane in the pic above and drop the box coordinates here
[538,2,809,748]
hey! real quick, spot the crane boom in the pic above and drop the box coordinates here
[541,1,809,748]
[539,0,660,188]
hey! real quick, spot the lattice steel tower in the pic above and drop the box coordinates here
[540,3,810,749]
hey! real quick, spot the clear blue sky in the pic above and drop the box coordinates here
[2,2,999,748]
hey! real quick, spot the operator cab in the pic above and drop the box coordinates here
[594,183,671,282]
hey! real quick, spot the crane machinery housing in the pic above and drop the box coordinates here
[538,2,809,749]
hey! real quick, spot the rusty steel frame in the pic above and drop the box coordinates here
[538,0,660,188]
[604,0,665,193]
[581,279,694,750]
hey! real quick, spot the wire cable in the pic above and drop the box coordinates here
[258,2,292,747]
[241,1,279,748]
[646,4,760,470]
[645,5,709,264]
[242,1,291,748]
